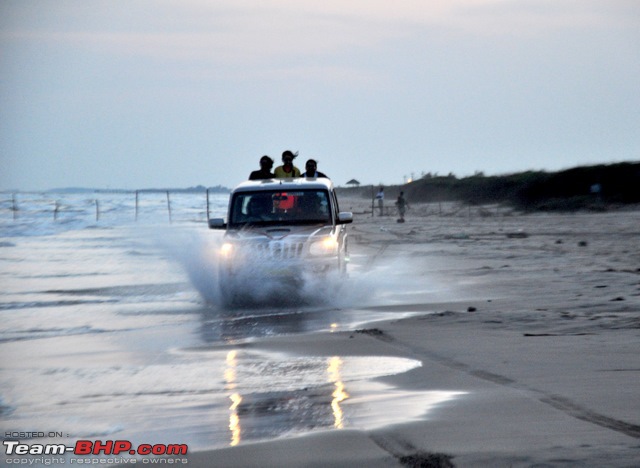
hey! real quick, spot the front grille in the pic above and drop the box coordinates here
[254,241,305,260]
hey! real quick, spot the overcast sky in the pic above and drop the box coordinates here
[1,1,638,190]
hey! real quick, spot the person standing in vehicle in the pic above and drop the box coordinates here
[396,191,409,222]
[301,159,328,178]
[274,150,301,178]
[375,187,384,216]
[249,155,275,180]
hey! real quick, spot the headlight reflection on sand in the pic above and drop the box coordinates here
[225,350,242,446]
[210,349,464,449]
[327,356,349,429]
[229,393,242,446]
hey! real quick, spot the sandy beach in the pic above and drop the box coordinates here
[188,198,640,467]
[2,193,638,468]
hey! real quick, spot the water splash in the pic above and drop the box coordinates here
[154,225,455,311]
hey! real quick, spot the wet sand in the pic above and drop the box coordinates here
[187,199,640,467]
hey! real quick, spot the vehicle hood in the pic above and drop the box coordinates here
[225,224,336,243]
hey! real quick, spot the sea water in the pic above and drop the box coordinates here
[0,191,460,460]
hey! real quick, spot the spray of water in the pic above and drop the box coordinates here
[151,226,455,311]
[147,226,222,303]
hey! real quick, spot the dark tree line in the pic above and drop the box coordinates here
[339,162,640,211]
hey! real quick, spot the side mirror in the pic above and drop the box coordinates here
[208,218,226,229]
[337,212,353,224]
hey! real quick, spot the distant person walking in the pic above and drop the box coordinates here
[301,159,328,178]
[248,155,275,180]
[396,191,409,222]
[375,187,384,216]
[274,150,301,178]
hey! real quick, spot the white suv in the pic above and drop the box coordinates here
[209,178,353,304]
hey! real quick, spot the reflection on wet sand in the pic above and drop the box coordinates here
[225,350,242,446]
[212,346,467,450]
[327,356,349,429]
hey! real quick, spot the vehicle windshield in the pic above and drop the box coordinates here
[228,189,331,228]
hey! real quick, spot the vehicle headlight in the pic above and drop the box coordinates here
[309,237,339,256]
[220,242,234,258]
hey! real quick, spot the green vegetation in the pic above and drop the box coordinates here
[338,162,640,212]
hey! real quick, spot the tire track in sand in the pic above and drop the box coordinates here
[361,328,640,440]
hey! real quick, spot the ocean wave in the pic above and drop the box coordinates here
[44,282,189,297]
[0,299,118,311]
[0,396,16,417]
[0,326,125,343]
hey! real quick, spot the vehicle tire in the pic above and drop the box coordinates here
[338,238,349,275]
[218,270,239,307]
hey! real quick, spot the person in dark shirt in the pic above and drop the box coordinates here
[301,159,328,178]
[249,155,275,180]
[375,187,384,216]
[396,191,409,222]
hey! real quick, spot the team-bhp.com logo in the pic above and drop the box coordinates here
[4,440,188,456]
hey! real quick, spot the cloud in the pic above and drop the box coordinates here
[2,1,636,80]
[5,1,633,59]
[1,1,638,190]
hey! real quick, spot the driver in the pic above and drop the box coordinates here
[246,195,272,221]
[297,194,325,220]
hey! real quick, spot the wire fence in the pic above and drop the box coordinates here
[1,190,230,226]
[348,198,512,219]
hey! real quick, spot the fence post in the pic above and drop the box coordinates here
[371,186,374,217]
[135,191,139,221]
[54,201,60,221]
[166,191,172,223]
[12,194,17,220]
[206,189,210,221]
[95,199,100,222]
